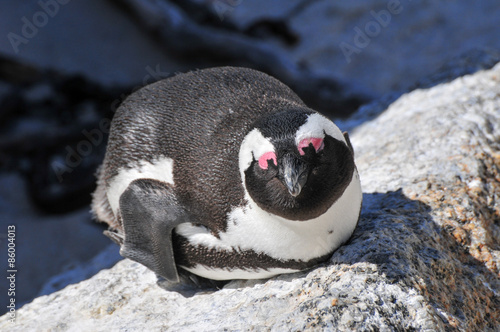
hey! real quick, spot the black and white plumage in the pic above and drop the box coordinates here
[92,67,362,282]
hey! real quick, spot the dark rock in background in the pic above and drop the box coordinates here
[110,0,372,117]
[0,55,123,213]
[0,55,126,310]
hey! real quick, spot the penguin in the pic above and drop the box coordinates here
[91,67,362,283]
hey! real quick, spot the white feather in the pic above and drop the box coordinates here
[181,265,299,281]
[238,128,275,178]
[295,113,346,145]
[106,157,174,216]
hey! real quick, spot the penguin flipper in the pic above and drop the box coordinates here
[119,178,188,283]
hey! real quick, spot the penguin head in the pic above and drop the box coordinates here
[239,109,355,221]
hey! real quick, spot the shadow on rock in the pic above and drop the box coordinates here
[329,190,499,329]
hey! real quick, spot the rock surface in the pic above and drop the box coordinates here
[0,172,117,309]
[0,0,183,87]
[182,0,500,96]
[3,1,500,111]
[0,57,127,312]
[2,61,499,331]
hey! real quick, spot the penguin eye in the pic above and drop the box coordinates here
[298,137,324,156]
[258,151,277,170]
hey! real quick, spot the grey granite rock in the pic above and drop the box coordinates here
[2,64,499,331]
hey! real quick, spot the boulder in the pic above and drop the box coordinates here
[166,0,500,96]
[0,173,117,310]
[1,63,499,331]
[0,0,180,87]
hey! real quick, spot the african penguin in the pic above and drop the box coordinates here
[92,66,362,282]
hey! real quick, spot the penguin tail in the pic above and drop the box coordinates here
[91,165,121,231]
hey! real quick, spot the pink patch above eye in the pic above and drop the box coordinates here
[298,137,324,155]
[258,151,277,169]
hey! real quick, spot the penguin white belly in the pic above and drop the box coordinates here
[182,265,299,280]
[175,170,361,279]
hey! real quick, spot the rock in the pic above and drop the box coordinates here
[0,0,182,87]
[4,1,499,116]
[0,57,126,313]
[285,0,500,96]
[213,0,303,30]
[110,0,373,117]
[37,244,122,297]
[2,62,499,331]
[0,173,115,312]
[0,56,124,214]
[335,48,500,134]
[352,63,500,277]
[173,0,500,98]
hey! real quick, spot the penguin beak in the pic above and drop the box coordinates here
[281,154,308,197]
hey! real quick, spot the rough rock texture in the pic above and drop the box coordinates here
[2,62,499,331]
